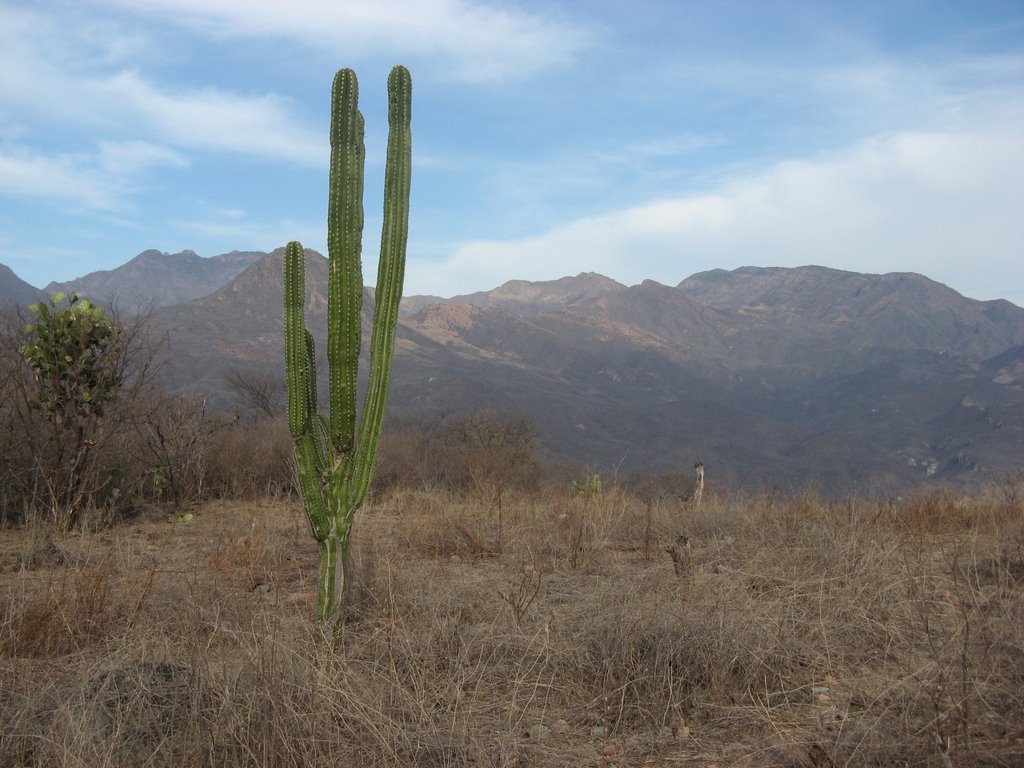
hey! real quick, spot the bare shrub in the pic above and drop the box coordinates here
[443,409,545,550]
[2,558,116,657]
[222,366,285,424]
[497,550,545,627]
[0,303,165,529]
[545,486,644,568]
[46,661,213,767]
[111,390,229,507]
[373,414,450,493]
[894,486,976,534]
[203,419,294,500]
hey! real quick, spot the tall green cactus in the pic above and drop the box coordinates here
[284,65,411,631]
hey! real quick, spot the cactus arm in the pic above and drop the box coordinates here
[327,69,365,457]
[285,244,330,541]
[284,241,309,436]
[295,431,330,540]
[301,331,317,436]
[349,64,412,507]
[298,330,332,470]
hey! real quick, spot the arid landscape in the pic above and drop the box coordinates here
[2,254,1024,766]
[2,481,1023,767]
[5,1,1023,764]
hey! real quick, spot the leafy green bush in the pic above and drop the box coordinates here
[20,292,122,426]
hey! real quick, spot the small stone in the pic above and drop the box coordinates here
[551,718,569,734]
[590,725,609,737]
[527,724,551,741]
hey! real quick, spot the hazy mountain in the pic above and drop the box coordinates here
[45,249,266,312]
[148,247,333,396]
[401,272,625,316]
[678,266,1024,360]
[0,263,45,307]
[143,254,1024,495]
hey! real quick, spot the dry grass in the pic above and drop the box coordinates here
[1,484,1022,767]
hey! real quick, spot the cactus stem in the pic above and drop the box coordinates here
[285,66,411,633]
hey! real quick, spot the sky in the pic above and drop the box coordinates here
[1,1,1022,305]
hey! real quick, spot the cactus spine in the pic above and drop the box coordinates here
[285,65,411,631]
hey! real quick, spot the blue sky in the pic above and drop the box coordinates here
[1,1,1022,304]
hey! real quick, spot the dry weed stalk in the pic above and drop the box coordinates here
[497,552,546,628]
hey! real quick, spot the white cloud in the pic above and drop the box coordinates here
[173,210,323,255]
[407,124,1024,304]
[94,0,591,82]
[0,5,322,164]
[625,134,727,159]
[0,148,119,210]
[0,141,186,211]
[98,140,188,175]
[97,71,322,163]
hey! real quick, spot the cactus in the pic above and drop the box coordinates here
[284,65,411,631]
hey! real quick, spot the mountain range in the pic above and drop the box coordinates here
[0,263,44,307]
[2,249,1022,495]
[43,249,265,312]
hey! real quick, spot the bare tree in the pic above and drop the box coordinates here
[445,409,543,549]
[1,300,162,528]
[223,368,285,424]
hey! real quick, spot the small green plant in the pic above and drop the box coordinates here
[571,473,603,497]
[284,66,411,632]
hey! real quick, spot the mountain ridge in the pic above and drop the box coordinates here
[0,263,45,307]
[401,272,626,317]
[42,249,266,311]
[4,250,1023,494]
[145,252,1023,493]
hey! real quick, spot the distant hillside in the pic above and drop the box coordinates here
[149,247,335,396]
[678,266,1024,360]
[146,256,1024,495]
[45,249,266,311]
[0,263,45,307]
[401,272,625,316]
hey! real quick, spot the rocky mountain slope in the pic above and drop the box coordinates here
[44,249,265,311]
[5,249,1021,493]
[400,272,626,317]
[0,263,44,307]
[142,252,1024,495]
[678,266,1024,360]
